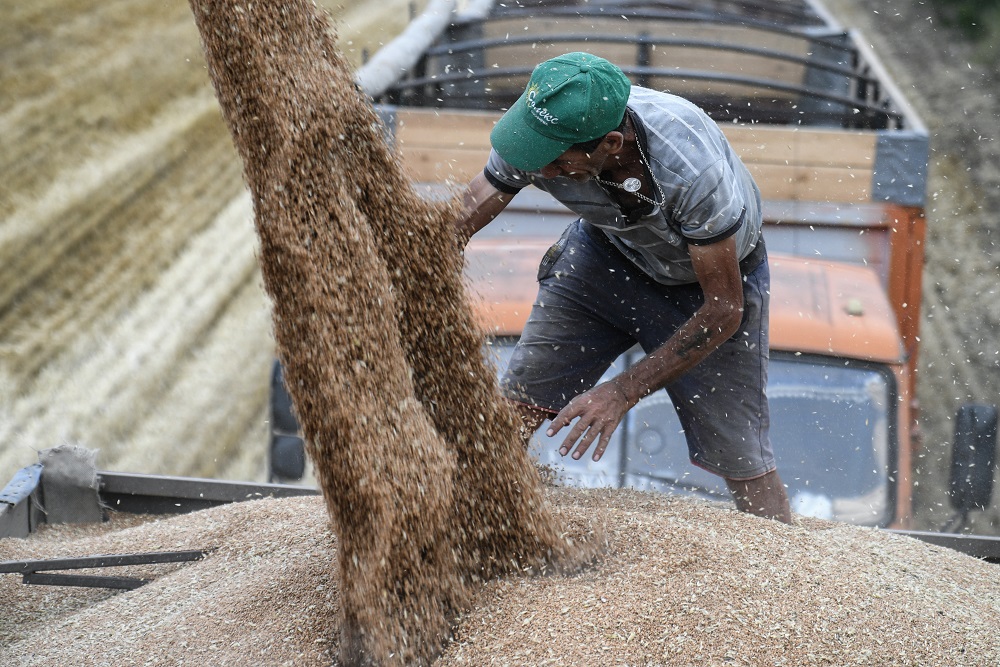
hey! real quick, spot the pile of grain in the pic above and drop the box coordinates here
[2,493,999,666]
[186,1,590,664]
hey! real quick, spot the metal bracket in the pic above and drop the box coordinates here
[0,550,213,590]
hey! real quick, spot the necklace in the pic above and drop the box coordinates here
[594,133,666,207]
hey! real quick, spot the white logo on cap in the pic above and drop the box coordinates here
[526,87,559,126]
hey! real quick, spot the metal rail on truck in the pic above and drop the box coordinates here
[0,462,319,590]
[3,465,1000,567]
[373,0,918,131]
[0,466,318,540]
[0,550,214,590]
[885,530,1000,565]
[98,471,319,515]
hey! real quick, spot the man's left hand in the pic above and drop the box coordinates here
[547,380,633,462]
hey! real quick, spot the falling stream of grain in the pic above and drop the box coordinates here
[186,1,593,663]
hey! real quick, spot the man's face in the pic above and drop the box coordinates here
[538,136,617,181]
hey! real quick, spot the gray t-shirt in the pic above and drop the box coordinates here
[484,86,763,285]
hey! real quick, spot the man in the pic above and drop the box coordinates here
[455,52,791,523]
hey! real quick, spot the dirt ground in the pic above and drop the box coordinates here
[1,0,998,533]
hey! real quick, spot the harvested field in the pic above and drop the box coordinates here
[0,0,424,485]
[2,493,999,666]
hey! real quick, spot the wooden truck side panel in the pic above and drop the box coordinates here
[391,107,880,202]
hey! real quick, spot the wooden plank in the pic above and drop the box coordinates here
[652,23,810,53]
[396,146,874,203]
[400,146,489,184]
[730,125,875,201]
[647,47,807,85]
[796,131,876,166]
[656,79,797,102]
[481,18,811,54]
[723,125,876,168]
[483,42,639,72]
[747,163,871,202]
[394,108,496,150]
[723,126,799,163]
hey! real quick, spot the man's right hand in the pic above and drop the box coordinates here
[547,379,636,462]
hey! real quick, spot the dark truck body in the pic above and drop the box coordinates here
[0,463,317,541]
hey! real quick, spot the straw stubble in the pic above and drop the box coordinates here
[186,1,590,664]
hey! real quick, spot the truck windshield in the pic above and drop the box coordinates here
[486,341,896,527]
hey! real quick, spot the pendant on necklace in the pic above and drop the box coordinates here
[621,177,641,193]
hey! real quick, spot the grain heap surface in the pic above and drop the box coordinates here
[2,492,999,666]
[186,1,588,664]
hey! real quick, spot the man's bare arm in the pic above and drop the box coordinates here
[454,172,515,244]
[612,235,746,403]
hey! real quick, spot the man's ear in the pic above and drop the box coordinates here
[603,131,625,154]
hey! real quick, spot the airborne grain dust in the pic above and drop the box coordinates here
[186,1,592,665]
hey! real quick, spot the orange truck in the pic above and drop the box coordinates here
[266,0,998,529]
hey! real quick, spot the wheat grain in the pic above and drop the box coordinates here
[1,493,998,665]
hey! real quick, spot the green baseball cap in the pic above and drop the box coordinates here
[490,52,632,171]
